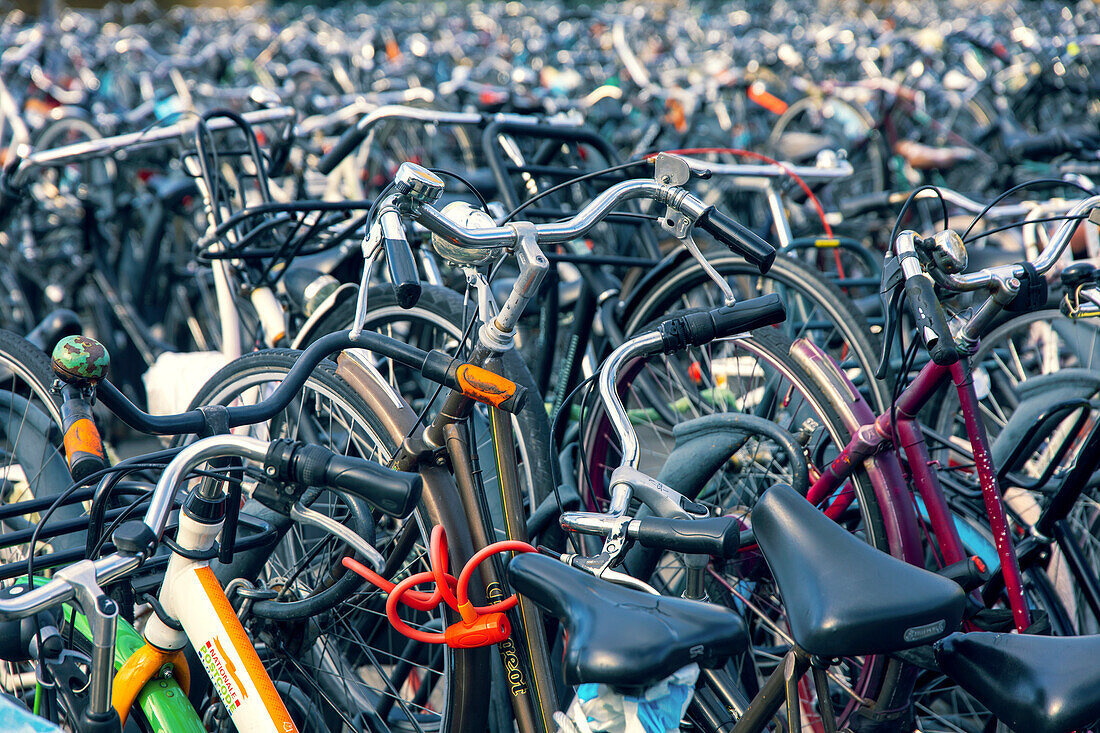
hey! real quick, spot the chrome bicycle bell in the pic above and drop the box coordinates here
[394,162,445,205]
[923,229,968,274]
[430,201,500,267]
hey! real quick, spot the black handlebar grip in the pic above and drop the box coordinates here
[381,223,422,309]
[629,516,742,558]
[323,454,423,518]
[657,293,786,353]
[1007,130,1077,162]
[316,121,367,175]
[696,207,776,274]
[905,273,958,366]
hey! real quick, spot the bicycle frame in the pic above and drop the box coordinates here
[793,338,1033,630]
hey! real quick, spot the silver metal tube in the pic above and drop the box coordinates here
[143,435,271,536]
[414,179,700,248]
[290,504,386,572]
[598,331,665,471]
[342,105,481,141]
[679,156,854,182]
[942,194,1100,290]
[766,187,793,249]
[936,188,1030,218]
[0,553,139,621]
[13,107,296,184]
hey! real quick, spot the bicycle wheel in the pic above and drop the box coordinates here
[0,331,77,709]
[184,350,487,732]
[309,284,552,512]
[932,310,1100,441]
[622,253,888,412]
[766,94,887,200]
[0,329,79,563]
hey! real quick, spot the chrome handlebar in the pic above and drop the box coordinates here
[928,194,1100,292]
[0,433,390,621]
[410,178,708,248]
[9,106,296,186]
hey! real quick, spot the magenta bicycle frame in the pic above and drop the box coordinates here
[796,341,1032,632]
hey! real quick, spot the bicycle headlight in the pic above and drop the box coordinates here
[430,201,501,267]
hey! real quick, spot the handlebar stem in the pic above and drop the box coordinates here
[143,435,270,537]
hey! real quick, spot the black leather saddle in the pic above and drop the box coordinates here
[935,632,1100,733]
[751,484,965,658]
[506,552,747,688]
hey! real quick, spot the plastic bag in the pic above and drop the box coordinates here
[0,694,63,733]
[554,663,700,733]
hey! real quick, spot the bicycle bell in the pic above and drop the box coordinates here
[921,229,968,274]
[394,162,444,205]
[430,201,501,267]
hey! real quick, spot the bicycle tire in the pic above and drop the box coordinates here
[0,329,82,562]
[622,253,889,412]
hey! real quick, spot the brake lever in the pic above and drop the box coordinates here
[680,232,738,305]
[875,254,904,380]
[349,221,382,338]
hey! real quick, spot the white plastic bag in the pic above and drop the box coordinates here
[0,694,63,733]
[554,664,700,733]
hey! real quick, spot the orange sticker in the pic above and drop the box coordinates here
[194,567,298,732]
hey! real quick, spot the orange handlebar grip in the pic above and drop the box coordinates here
[63,416,107,481]
[455,364,527,414]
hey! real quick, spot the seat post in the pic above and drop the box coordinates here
[810,664,839,733]
[731,648,811,733]
[784,651,803,733]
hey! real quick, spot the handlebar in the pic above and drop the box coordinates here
[315,105,482,175]
[626,516,742,558]
[8,107,296,187]
[0,432,422,622]
[677,154,855,183]
[895,231,959,366]
[94,329,527,436]
[603,296,787,472]
[930,194,1100,291]
[655,294,785,354]
[409,174,778,271]
[379,207,422,308]
[263,439,422,518]
[696,207,776,272]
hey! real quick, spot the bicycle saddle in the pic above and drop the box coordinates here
[506,552,747,688]
[894,139,976,171]
[935,632,1100,733]
[751,484,965,658]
